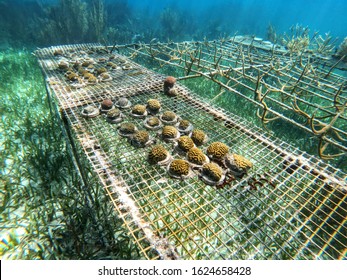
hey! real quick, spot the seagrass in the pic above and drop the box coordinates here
[35,42,347,260]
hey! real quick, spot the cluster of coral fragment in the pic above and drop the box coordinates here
[80,74,254,188]
[51,47,135,89]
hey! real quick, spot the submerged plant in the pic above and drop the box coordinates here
[88,0,106,42]
[159,7,187,41]
[335,37,347,61]
[266,23,278,43]
[0,49,139,260]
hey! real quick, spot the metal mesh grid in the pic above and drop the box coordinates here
[118,37,347,160]
[35,43,347,260]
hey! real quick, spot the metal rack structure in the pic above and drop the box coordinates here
[35,40,347,260]
[118,36,347,161]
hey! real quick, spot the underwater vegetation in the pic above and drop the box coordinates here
[267,24,339,56]
[0,0,199,47]
[335,37,347,61]
[159,8,188,42]
[0,0,346,51]
[0,0,115,46]
[0,49,141,259]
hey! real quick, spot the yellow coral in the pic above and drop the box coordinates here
[187,147,206,165]
[207,142,229,159]
[100,72,111,80]
[169,159,190,176]
[177,136,194,152]
[202,162,223,182]
[147,99,161,111]
[119,122,136,133]
[83,72,94,79]
[178,120,190,130]
[226,154,253,173]
[162,111,176,121]
[233,154,252,169]
[67,72,78,81]
[162,126,178,139]
[107,108,120,118]
[96,67,107,75]
[191,129,206,146]
[148,145,168,164]
[107,61,117,68]
[146,116,160,127]
[79,68,88,75]
[88,75,97,83]
[132,130,149,146]
[132,104,146,115]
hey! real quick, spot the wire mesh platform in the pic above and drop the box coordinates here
[35,42,347,260]
[117,37,347,161]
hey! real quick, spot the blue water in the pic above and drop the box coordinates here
[125,0,347,39]
[0,0,346,46]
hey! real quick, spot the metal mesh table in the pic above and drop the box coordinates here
[35,42,347,260]
[119,37,347,161]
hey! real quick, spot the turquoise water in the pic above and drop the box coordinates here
[1,0,346,47]
[0,0,346,260]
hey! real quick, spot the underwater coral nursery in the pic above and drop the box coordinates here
[1,0,347,261]
[30,41,347,259]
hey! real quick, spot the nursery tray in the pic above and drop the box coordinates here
[35,43,347,260]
